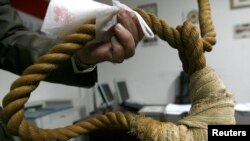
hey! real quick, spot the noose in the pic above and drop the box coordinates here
[1,0,216,140]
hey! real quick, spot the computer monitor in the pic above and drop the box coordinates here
[114,80,144,111]
[98,83,114,107]
[114,81,130,104]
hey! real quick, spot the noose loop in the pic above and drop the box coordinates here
[1,0,216,140]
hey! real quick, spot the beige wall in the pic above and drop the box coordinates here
[96,0,250,104]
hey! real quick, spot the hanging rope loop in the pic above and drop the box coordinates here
[1,0,219,140]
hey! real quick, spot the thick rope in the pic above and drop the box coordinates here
[135,0,216,74]
[1,0,218,140]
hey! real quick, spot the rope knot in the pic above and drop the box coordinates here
[136,0,216,75]
[176,20,205,75]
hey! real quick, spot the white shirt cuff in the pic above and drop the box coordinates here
[71,56,96,73]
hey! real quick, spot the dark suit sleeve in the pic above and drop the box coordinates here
[0,0,97,87]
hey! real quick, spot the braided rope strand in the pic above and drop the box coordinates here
[1,22,137,141]
[198,0,216,51]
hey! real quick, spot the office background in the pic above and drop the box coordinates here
[96,0,250,105]
[0,0,250,117]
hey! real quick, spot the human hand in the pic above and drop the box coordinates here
[74,9,144,65]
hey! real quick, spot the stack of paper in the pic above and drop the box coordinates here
[138,106,165,120]
[235,103,250,112]
[165,103,191,115]
[138,106,165,114]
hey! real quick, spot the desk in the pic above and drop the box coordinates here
[235,111,250,124]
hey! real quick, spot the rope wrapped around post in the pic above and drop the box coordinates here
[1,0,228,140]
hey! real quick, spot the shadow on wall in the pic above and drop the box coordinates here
[166,73,179,104]
[174,71,191,104]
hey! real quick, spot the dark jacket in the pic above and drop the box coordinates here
[0,0,97,87]
[0,1,98,140]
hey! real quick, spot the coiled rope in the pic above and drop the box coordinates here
[1,0,218,140]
